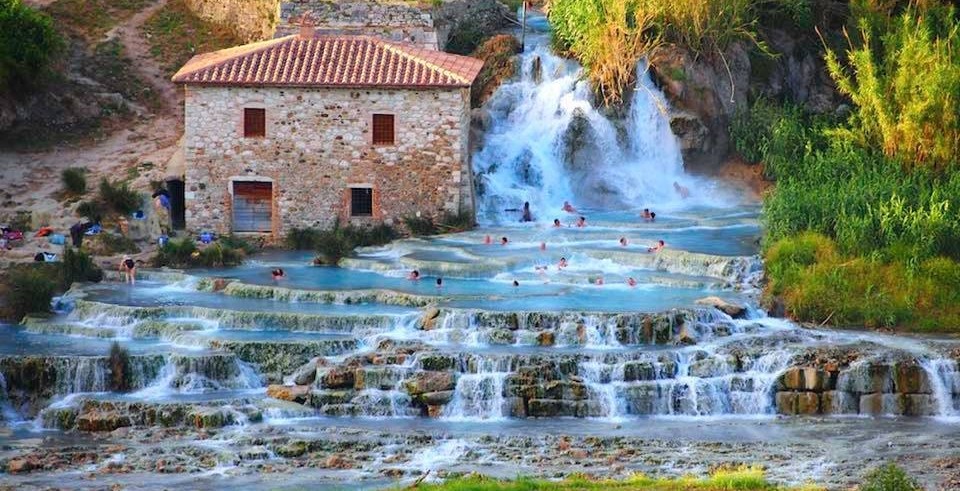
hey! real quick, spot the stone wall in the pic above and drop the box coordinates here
[277,0,439,49]
[183,85,473,236]
[184,0,281,42]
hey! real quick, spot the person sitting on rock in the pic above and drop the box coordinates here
[648,240,665,253]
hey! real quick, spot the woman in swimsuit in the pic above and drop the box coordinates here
[119,255,136,285]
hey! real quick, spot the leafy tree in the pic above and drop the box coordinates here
[0,0,64,93]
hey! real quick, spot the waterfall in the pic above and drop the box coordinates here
[443,357,509,421]
[921,358,960,418]
[473,42,721,224]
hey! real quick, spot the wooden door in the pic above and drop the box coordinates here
[232,181,273,232]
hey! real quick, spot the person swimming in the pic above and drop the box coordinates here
[408,269,420,280]
[650,212,656,222]
[436,277,443,288]
[647,240,665,253]
[627,277,637,287]
[512,280,520,287]
[674,181,690,199]
[558,257,568,269]
[562,201,578,213]
[576,216,586,228]
[619,237,628,247]
[484,235,492,245]
[119,255,137,285]
[553,218,562,228]
[521,202,533,222]
[594,276,604,286]
[272,268,286,280]
[501,237,509,246]
[642,208,652,220]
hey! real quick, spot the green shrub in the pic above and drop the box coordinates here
[313,223,397,264]
[99,178,142,216]
[403,215,438,237]
[219,235,258,254]
[285,227,322,250]
[439,211,475,233]
[0,0,64,93]
[2,210,32,232]
[60,247,103,288]
[61,167,87,196]
[860,463,921,491]
[445,22,488,55]
[108,341,131,392]
[8,268,56,319]
[152,238,245,268]
[76,200,105,220]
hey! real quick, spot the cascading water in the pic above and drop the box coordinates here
[472,17,727,224]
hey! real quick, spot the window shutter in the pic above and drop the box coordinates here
[244,108,266,138]
[372,114,394,145]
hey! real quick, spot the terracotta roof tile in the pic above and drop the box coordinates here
[172,34,484,89]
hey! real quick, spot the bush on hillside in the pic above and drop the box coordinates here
[99,178,142,215]
[76,200,105,221]
[61,167,87,196]
[0,0,64,93]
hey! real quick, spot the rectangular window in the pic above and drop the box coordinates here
[243,108,266,138]
[372,113,394,145]
[350,187,373,217]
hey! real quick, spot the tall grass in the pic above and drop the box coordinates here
[824,3,959,169]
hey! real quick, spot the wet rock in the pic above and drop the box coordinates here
[77,409,131,432]
[419,390,455,406]
[7,457,35,473]
[323,454,353,469]
[487,328,516,345]
[676,324,697,345]
[858,393,905,416]
[537,331,555,347]
[404,371,455,396]
[419,306,441,331]
[321,367,356,389]
[418,354,457,371]
[528,399,575,417]
[189,408,233,429]
[775,391,798,415]
[354,366,405,391]
[623,361,658,382]
[779,367,829,392]
[839,364,893,394]
[266,384,310,404]
[821,391,858,415]
[695,297,747,319]
[275,440,308,458]
[894,363,931,394]
[797,392,820,415]
[292,357,322,386]
[688,357,732,378]
[904,394,936,416]
[308,390,354,407]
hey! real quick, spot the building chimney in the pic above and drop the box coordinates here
[299,13,316,39]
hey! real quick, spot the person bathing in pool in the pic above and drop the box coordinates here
[562,201,578,213]
[272,268,286,281]
[553,218,562,228]
[521,202,533,222]
[648,240,665,253]
[407,269,420,280]
[576,216,586,228]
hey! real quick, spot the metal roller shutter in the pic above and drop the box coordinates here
[233,181,273,232]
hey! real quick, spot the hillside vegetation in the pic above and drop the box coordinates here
[732,2,960,331]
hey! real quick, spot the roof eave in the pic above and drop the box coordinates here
[176,82,475,90]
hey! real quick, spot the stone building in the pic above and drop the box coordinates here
[172,28,483,237]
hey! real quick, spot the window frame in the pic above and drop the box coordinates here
[371,113,395,146]
[243,107,266,138]
[349,186,374,217]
